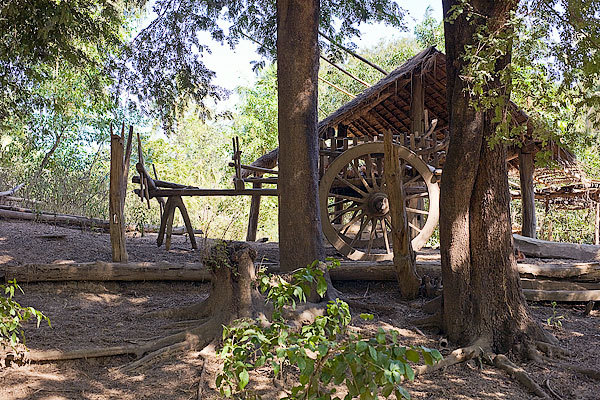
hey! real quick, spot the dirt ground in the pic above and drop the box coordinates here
[0,219,599,400]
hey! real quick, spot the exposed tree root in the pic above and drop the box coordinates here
[26,345,139,362]
[414,339,486,377]
[491,354,550,399]
[544,377,563,399]
[412,311,442,328]
[525,341,600,381]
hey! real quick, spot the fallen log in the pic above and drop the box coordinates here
[4,259,600,302]
[3,262,211,282]
[0,183,25,197]
[522,289,600,302]
[0,207,199,236]
[0,208,110,229]
[520,278,600,291]
[518,262,600,282]
[514,234,600,261]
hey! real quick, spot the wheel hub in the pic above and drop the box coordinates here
[365,192,389,217]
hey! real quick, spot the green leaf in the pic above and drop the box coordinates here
[317,276,328,297]
[369,345,378,361]
[359,313,374,321]
[395,385,411,399]
[405,365,415,381]
[405,349,420,363]
[430,349,443,361]
[238,369,249,390]
[356,341,368,353]
[382,383,394,397]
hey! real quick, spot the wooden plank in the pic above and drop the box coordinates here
[228,162,278,175]
[151,188,278,197]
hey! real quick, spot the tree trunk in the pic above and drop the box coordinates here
[276,0,324,271]
[440,0,552,352]
[519,150,537,238]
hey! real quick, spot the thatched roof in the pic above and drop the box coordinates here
[319,46,449,137]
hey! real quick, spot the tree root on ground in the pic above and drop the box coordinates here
[525,341,600,381]
[412,311,442,328]
[544,377,562,399]
[25,243,261,372]
[491,354,550,399]
[414,339,486,377]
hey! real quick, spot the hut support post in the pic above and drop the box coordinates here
[109,128,128,263]
[383,131,419,299]
[332,125,347,224]
[595,202,599,246]
[246,182,262,242]
[519,150,537,238]
[409,72,425,235]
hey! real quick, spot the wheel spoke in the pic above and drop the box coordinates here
[334,175,368,197]
[366,218,377,255]
[405,207,429,215]
[327,198,352,208]
[406,192,428,201]
[351,160,372,193]
[408,221,422,233]
[380,218,391,254]
[366,154,379,190]
[329,206,360,219]
[403,173,422,187]
[349,215,369,247]
[329,192,365,203]
[338,210,365,236]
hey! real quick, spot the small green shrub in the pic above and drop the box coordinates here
[216,260,442,399]
[0,280,50,348]
[546,301,564,329]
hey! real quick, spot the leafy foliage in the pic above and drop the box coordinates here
[216,260,442,399]
[0,280,50,348]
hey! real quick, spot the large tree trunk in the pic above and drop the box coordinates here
[440,0,552,352]
[276,0,324,271]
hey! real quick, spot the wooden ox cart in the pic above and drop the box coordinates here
[135,47,571,261]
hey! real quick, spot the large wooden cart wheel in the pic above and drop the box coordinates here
[319,142,440,261]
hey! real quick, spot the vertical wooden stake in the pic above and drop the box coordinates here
[383,130,419,299]
[109,127,128,263]
[246,181,262,242]
[595,202,599,246]
[519,150,537,238]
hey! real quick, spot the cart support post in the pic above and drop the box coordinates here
[383,131,420,298]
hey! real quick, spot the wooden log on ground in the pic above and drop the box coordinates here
[514,234,600,261]
[0,183,25,197]
[523,289,600,302]
[517,261,600,281]
[520,278,600,291]
[4,259,600,302]
[3,262,211,282]
[0,208,111,229]
[0,206,198,236]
